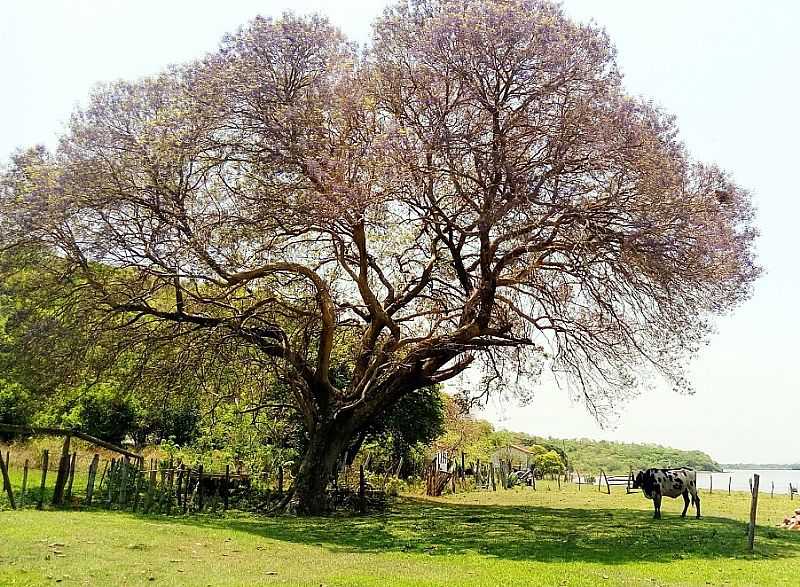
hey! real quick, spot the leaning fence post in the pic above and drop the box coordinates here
[86,454,99,506]
[1,450,8,491]
[98,460,109,493]
[65,452,77,503]
[52,434,71,505]
[37,449,49,510]
[0,449,16,509]
[107,459,117,505]
[748,474,760,552]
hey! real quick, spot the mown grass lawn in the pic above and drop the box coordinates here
[2,480,800,586]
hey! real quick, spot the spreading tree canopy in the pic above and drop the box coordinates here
[0,0,758,512]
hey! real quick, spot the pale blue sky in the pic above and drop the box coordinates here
[2,1,798,463]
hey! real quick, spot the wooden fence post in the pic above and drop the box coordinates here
[166,459,174,515]
[728,476,732,495]
[37,449,49,510]
[771,481,774,498]
[52,434,71,505]
[132,462,144,512]
[97,460,109,494]
[86,454,99,506]
[146,463,156,512]
[197,465,205,511]
[157,463,167,513]
[119,456,130,506]
[1,450,8,491]
[176,464,185,510]
[490,464,496,491]
[182,468,191,513]
[21,459,29,507]
[748,474,760,552]
[359,464,366,513]
[224,464,230,511]
[106,459,116,505]
[709,474,713,494]
[0,449,15,509]
[65,452,77,503]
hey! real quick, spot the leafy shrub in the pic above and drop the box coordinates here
[135,397,201,446]
[59,383,137,444]
[0,379,35,439]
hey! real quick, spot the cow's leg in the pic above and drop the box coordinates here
[681,490,690,517]
[653,492,662,519]
[694,491,701,519]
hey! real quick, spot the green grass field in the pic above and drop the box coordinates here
[3,478,800,586]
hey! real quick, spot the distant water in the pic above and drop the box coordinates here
[696,469,800,495]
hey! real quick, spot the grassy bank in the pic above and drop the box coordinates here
[2,481,799,586]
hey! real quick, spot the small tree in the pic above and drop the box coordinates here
[1,1,758,513]
[535,450,566,478]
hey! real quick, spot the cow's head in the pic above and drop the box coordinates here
[632,470,645,489]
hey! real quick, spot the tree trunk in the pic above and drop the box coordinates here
[292,423,351,515]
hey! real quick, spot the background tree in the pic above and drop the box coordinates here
[0,0,758,513]
[535,450,566,478]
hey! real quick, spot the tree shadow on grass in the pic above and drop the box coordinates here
[140,496,800,565]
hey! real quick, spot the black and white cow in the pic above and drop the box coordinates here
[632,468,701,519]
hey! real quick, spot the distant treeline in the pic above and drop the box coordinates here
[532,437,723,474]
[721,463,800,470]
[431,406,723,475]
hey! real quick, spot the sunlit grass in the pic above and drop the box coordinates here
[2,481,799,586]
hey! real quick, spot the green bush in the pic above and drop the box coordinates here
[0,379,35,439]
[134,397,201,446]
[60,383,137,444]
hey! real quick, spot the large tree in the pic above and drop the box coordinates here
[0,0,758,513]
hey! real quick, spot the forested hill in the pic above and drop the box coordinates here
[434,405,723,475]
[539,437,723,474]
